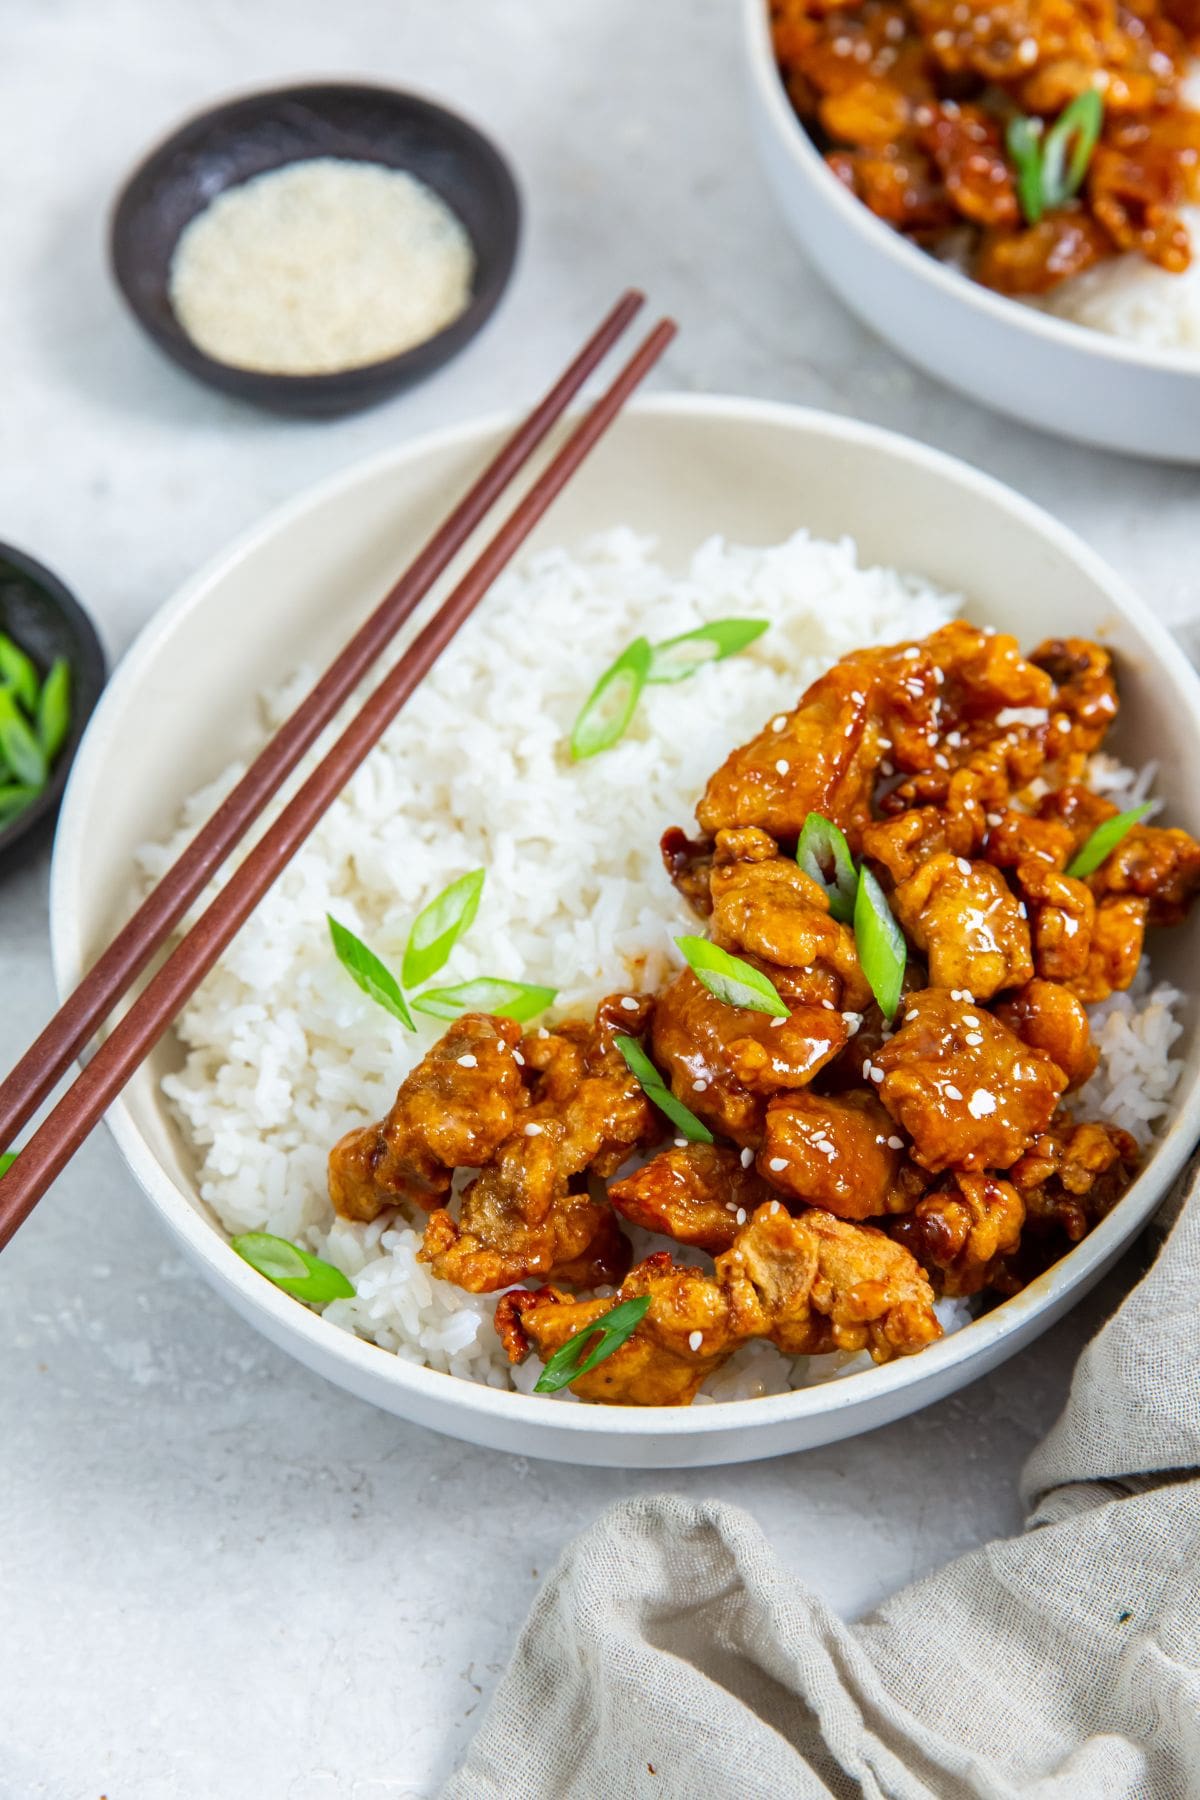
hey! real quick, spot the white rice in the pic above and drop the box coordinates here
[141,530,1184,1399]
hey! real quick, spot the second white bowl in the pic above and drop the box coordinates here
[742,0,1200,461]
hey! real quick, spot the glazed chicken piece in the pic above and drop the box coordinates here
[1012,858,1095,983]
[757,1090,919,1219]
[994,978,1098,1090]
[708,829,872,1010]
[875,987,1068,1172]
[1067,896,1148,1003]
[609,1143,773,1254]
[652,970,849,1143]
[1009,1121,1140,1242]
[891,1172,1025,1296]
[496,1203,942,1405]
[1030,639,1120,759]
[891,852,1033,999]
[328,1015,527,1222]
[418,996,655,1292]
[1088,821,1200,925]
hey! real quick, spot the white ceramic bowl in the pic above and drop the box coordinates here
[51,396,1200,1466]
[742,0,1200,461]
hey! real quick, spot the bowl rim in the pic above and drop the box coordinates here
[740,0,1200,381]
[0,539,107,860]
[108,77,521,404]
[50,392,1200,1444]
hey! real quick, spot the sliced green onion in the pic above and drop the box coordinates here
[854,868,907,1021]
[1041,89,1104,209]
[0,783,40,827]
[614,1033,713,1144]
[0,1153,15,1178]
[1066,802,1153,880]
[328,915,415,1031]
[402,869,485,989]
[646,619,769,685]
[412,977,557,1023]
[533,1294,652,1393]
[0,688,47,789]
[675,934,789,1018]
[1007,114,1046,225]
[0,633,40,714]
[797,812,858,923]
[36,658,71,762]
[570,637,651,759]
[231,1231,355,1303]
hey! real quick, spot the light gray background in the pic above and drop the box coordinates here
[1,4,1195,1796]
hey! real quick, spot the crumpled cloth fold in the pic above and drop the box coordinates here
[445,1167,1200,1799]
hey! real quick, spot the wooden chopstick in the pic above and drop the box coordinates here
[0,313,677,1249]
[0,289,646,1157]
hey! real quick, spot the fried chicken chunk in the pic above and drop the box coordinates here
[496,1204,942,1405]
[652,970,849,1143]
[892,853,1033,999]
[994,979,1097,1090]
[1067,896,1148,1003]
[709,831,872,1009]
[1009,1122,1140,1242]
[608,1143,771,1253]
[418,996,655,1292]
[891,1173,1025,1295]
[328,1015,527,1222]
[875,987,1067,1172]
[757,1090,914,1219]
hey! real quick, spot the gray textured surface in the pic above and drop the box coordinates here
[0,3,1195,1796]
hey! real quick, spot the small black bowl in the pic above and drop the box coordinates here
[109,82,521,418]
[0,544,107,873]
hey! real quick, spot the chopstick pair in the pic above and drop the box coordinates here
[0,292,677,1250]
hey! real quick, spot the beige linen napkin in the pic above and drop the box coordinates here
[445,1167,1200,1799]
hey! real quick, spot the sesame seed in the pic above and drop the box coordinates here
[675,1137,687,1148]
[965,1033,984,1047]
[768,1157,788,1173]
[689,1330,703,1352]
[862,1060,874,1079]
[887,1135,904,1149]
[524,1122,543,1136]
[870,1067,884,1084]
[987,813,1002,826]
[740,1147,754,1168]
[736,1207,747,1224]
[457,1054,478,1068]
[880,760,894,777]
[693,1078,709,1092]
[902,646,921,660]
[772,714,788,733]
[968,1089,996,1117]
[513,1049,525,1066]
[726,1200,738,1213]
[620,996,640,1011]
[944,1084,963,1101]
[963,1015,980,1028]
[1017,902,1028,918]
[537,1026,549,1039]
[769,1200,782,1214]
[775,759,790,776]
[821,999,835,1010]
[770,1016,786,1029]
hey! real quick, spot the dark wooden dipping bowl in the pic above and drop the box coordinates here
[0,543,107,873]
[109,83,521,418]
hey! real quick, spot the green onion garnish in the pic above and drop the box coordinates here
[570,637,652,760]
[797,812,858,923]
[533,1294,652,1393]
[675,934,789,1018]
[36,658,71,762]
[646,619,769,685]
[854,868,907,1021]
[1041,89,1104,210]
[402,869,486,988]
[1066,802,1153,880]
[328,915,416,1031]
[412,977,557,1023]
[231,1231,355,1303]
[614,1034,713,1144]
[1007,114,1046,225]
[0,633,40,713]
[0,687,47,789]
[1008,90,1104,227]
[0,1153,15,1178]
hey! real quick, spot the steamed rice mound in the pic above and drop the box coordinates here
[140,531,1185,1400]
